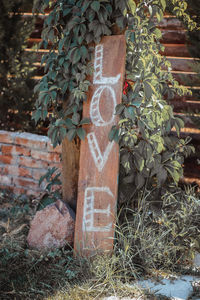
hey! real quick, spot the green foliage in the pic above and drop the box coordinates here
[37,167,61,210]
[0,0,38,132]
[185,0,200,58]
[169,0,199,30]
[33,0,129,145]
[39,166,61,192]
[118,0,195,194]
[33,0,197,192]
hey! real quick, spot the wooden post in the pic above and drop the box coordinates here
[74,35,126,256]
[62,137,80,212]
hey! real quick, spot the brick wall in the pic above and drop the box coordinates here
[0,130,62,195]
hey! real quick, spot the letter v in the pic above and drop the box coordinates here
[87,132,114,172]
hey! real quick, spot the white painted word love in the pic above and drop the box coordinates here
[74,36,126,255]
[81,44,120,235]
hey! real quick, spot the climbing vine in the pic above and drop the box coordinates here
[33,0,196,193]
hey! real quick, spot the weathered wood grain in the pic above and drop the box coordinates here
[74,35,126,256]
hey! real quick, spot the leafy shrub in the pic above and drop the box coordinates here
[115,185,200,274]
[0,0,38,132]
[33,0,197,196]
[37,167,62,210]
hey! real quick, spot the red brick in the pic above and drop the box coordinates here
[1,145,31,156]
[48,163,62,172]
[19,156,48,169]
[31,150,61,163]
[14,178,39,190]
[0,184,14,192]
[12,187,41,196]
[26,189,41,196]
[0,175,12,186]
[4,166,32,178]
[15,136,47,150]
[0,155,15,165]
[0,131,14,144]
[32,169,48,181]
[12,187,28,195]
[47,141,62,154]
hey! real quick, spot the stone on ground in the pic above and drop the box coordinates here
[193,252,200,268]
[103,297,138,300]
[27,199,75,249]
[136,275,200,300]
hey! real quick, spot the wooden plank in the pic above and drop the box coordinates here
[161,44,192,57]
[158,17,183,29]
[170,72,200,86]
[62,137,80,212]
[167,57,199,72]
[170,100,200,112]
[74,35,126,256]
[160,29,186,44]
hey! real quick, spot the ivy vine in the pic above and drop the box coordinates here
[33,0,197,193]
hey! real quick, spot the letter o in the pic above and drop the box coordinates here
[90,85,116,127]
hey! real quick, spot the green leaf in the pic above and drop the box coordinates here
[109,126,117,141]
[176,117,185,128]
[154,28,162,39]
[91,1,100,12]
[128,0,136,15]
[87,9,95,21]
[81,1,90,13]
[123,174,134,184]
[165,167,180,185]
[135,173,145,189]
[134,152,145,172]
[65,118,74,129]
[59,126,67,140]
[80,117,91,125]
[80,45,88,59]
[132,98,142,107]
[37,196,55,211]
[144,81,153,99]
[124,106,136,120]
[72,113,80,125]
[130,31,135,42]
[77,127,86,140]
[115,103,125,115]
[32,109,42,123]
[72,48,81,64]
[63,7,72,17]
[175,122,180,137]
[160,0,166,10]
[157,167,168,186]
[66,129,77,141]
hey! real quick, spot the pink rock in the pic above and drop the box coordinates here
[27,200,75,250]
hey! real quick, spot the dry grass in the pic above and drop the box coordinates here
[0,185,199,299]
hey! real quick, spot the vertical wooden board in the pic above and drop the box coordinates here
[74,35,126,256]
[62,137,80,212]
